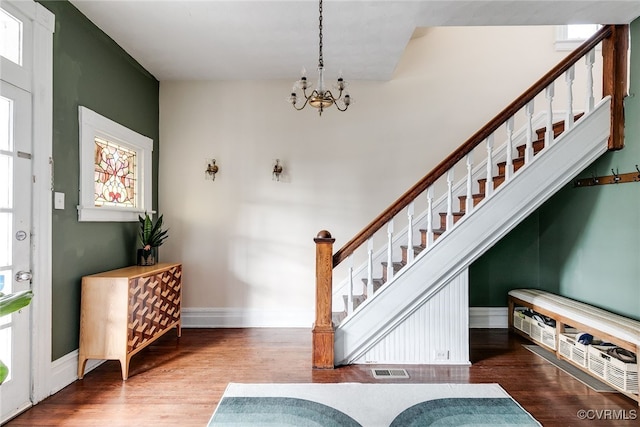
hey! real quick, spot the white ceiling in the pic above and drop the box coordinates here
[69,1,640,81]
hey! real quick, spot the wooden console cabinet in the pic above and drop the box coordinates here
[78,263,182,380]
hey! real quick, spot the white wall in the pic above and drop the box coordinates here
[159,26,602,326]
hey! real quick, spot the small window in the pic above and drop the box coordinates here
[0,8,22,66]
[555,24,601,51]
[78,106,153,222]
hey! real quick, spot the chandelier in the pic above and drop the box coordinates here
[288,0,351,115]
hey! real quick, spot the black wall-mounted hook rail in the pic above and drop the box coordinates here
[575,167,640,187]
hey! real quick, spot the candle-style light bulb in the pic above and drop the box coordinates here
[317,66,325,93]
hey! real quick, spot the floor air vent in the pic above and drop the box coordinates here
[371,368,409,379]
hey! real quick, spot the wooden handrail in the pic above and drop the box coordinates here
[332,25,615,267]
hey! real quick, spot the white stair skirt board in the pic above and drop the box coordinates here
[182,307,314,328]
[353,269,470,365]
[334,98,611,366]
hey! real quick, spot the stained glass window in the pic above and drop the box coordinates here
[94,137,137,207]
[79,106,152,222]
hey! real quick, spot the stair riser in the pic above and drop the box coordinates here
[361,279,384,295]
[381,262,403,282]
[400,245,424,264]
[478,175,505,194]
[419,229,444,247]
[438,212,464,230]
[458,194,485,213]
[497,157,525,176]
[516,139,545,158]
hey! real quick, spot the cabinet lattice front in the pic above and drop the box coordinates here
[78,263,182,380]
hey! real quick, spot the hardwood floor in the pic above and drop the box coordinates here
[6,328,638,426]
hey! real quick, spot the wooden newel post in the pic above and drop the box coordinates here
[603,24,628,151]
[313,230,335,369]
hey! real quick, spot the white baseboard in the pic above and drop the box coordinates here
[181,307,314,328]
[469,307,508,328]
[50,350,105,395]
[181,307,504,329]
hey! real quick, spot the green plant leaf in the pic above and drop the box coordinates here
[138,213,168,248]
[0,359,8,384]
[0,290,34,317]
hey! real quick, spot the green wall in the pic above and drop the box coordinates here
[38,1,159,360]
[471,21,640,321]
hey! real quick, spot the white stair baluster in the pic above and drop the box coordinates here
[425,186,434,248]
[525,100,534,163]
[446,169,454,230]
[585,49,595,114]
[465,153,473,214]
[386,220,394,281]
[545,83,554,148]
[347,255,354,315]
[366,238,374,297]
[485,135,494,197]
[565,65,575,130]
[505,117,514,180]
[407,202,415,264]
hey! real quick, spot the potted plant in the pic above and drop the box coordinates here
[0,289,33,384]
[137,213,168,266]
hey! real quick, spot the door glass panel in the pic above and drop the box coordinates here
[0,96,12,151]
[0,154,12,209]
[0,213,10,267]
[0,270,9,327]
[0,8,22,66]
[0,327,11,380]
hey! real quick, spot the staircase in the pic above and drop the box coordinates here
[312,25,628,369]
[332,114,583,327]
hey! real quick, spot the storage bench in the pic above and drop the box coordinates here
[508,288,640,405]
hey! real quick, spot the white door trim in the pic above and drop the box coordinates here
[30,2,54,404]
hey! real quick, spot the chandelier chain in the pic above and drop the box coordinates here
[318,0,323,68]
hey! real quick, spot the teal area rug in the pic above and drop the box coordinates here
[208,383,541,426]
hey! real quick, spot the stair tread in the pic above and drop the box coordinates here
[400,244,426,250]
[380,261,404,267]
[478,174,505,182]
[497,156,525,166]
[459,192,486,199]
[439,211,465,216]
[438,211,466,216]
[332,311,347,325]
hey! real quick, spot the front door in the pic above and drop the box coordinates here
[0,4,34,421]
